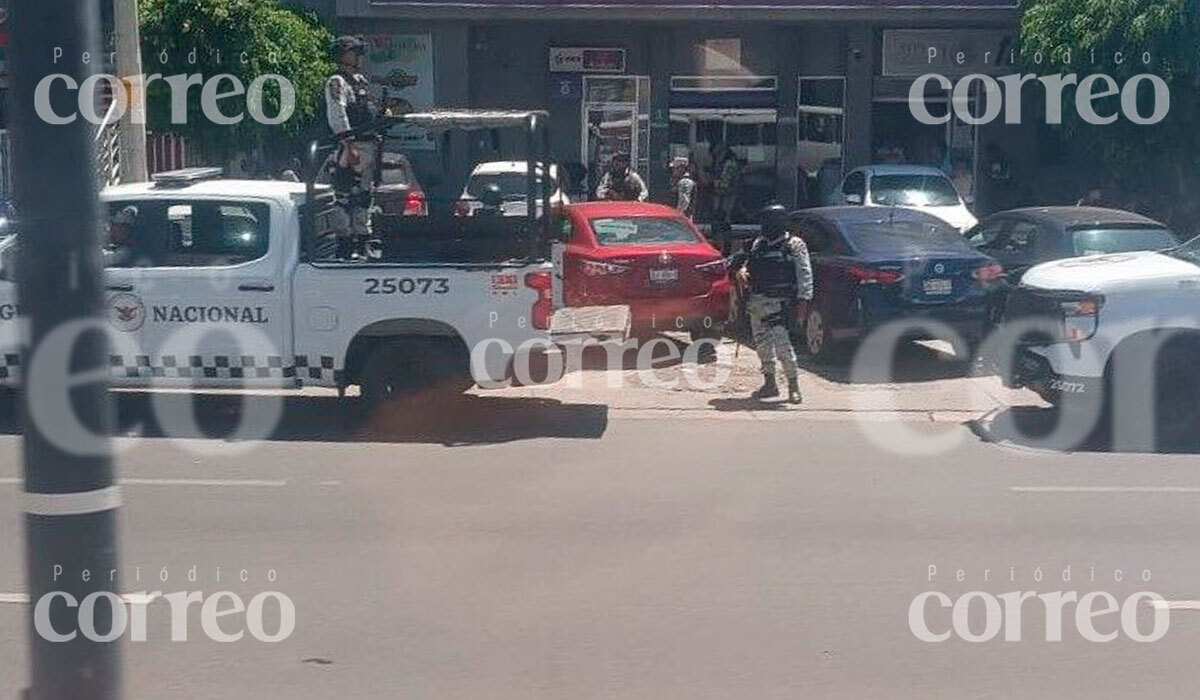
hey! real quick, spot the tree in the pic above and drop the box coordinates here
[1018,0,1200,223]
[139,0,334,169]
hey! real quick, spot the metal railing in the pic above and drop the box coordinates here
[93,99,122,188]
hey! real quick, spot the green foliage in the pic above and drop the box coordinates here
[1018,0,1200,192]
[139,0,334,160]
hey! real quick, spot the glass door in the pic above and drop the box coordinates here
[582,76,650,199]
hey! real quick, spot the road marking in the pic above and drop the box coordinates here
[22,485,123,516]
[0,592,161,605]
[0,478,284,488]
[1011,486,1200,494]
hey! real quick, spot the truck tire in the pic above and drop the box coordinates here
[1155,343,1200,447]
[359,339,469,405]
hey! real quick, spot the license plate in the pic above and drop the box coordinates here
[650,268,679,284]
[923,278,953,295]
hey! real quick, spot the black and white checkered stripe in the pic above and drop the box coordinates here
[0,353,19,382]
[109,354,342,384]
[0,353,344,385]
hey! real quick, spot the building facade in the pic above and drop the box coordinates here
[332,0,1028,218]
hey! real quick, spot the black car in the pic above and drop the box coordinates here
[789,207,1004,362]
[967,206,1178,281]
[967,206,1178,325]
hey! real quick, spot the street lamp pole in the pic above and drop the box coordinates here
[10,0,123,698]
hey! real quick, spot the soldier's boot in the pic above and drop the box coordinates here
[752,374,779,400]
[786,376,802,404]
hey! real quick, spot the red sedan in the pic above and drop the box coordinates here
[560,202,731,338]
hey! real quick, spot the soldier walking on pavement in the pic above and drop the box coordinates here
[326,35,384,260]
[734,204,813,403]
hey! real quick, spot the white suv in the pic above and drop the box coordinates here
[836,165,977,233]
[456,161,566,217]
[1003,237,1200,446]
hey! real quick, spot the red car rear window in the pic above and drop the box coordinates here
[590,217,698,246]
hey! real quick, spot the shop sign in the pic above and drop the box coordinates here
[883,29,1017,77]
[365,34,436,150]
[548,47,625,74]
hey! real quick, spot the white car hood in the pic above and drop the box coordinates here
[916,204,977,232]
[1021,250,1200,293]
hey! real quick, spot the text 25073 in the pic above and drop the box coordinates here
[364,278,450,295]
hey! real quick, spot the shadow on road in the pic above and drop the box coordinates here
[707,397,798,412]
[0,391,610,446]
[970,406,1200,455]
[793,340,981,385]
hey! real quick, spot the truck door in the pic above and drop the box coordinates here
[103,198,295,387]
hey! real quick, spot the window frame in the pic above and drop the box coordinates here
[103,197,274,270]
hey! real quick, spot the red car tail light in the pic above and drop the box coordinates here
[524,271,553,330]
[972,263,1006,282]
[404,189,428,216]
[452,199,472,217]
[846,265,904,284]
[577,258,631,277]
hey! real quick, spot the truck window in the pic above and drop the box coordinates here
[104,200,270,268]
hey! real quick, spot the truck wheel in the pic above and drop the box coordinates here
[359,339,469,405]
[1155,344,1200,447]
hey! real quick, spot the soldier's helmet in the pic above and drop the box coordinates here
[331,35,368,58]
[758,204,789,238]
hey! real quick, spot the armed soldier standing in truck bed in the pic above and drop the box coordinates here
[326,35,383,260]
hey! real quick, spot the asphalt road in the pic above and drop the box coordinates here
[1,401,1199,699]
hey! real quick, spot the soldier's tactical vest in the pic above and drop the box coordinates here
[345,72,378,133]
[747,235,797,297]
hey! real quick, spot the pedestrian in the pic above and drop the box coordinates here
[982,143,1012,214]
[595,152,648,202]
[669,156,697,218]
[733,204,813,403]
[325,35,384,260]
[712,145,741,226]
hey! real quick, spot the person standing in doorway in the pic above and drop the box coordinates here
[596,152,648,202]
[669,157,697,218]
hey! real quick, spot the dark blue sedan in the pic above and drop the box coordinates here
[789,207,1004,362]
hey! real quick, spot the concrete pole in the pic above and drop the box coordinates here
[113,0,148,182]
[11,0,123,697]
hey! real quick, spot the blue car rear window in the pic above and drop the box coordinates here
[842,220,967,255]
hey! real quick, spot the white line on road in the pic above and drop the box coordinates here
[1011,486,1200,494]
[0,478,285,488]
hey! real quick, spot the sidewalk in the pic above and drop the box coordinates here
[480,336,1041,422]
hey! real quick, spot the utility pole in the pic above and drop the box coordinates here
[113,0,148,182]
[11,0,122,698]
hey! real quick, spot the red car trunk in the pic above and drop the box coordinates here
[563,203,730,329]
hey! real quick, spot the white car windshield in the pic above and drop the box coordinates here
[467,172,556,199]
[870,174,960,207]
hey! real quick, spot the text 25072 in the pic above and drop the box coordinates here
[364,278,450,295]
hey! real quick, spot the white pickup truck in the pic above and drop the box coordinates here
[1003,236,1200,445]
[0,138,627,403]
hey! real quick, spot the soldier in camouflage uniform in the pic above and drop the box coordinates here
[740,204,814,402]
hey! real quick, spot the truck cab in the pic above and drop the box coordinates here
[1004,237,1200,446]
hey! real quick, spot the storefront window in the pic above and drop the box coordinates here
[798,77,845,207]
